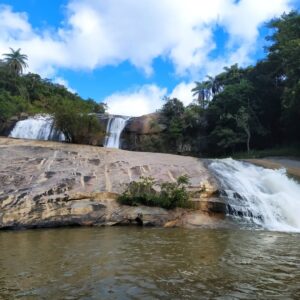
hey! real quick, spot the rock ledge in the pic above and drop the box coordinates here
[0,137,223,229]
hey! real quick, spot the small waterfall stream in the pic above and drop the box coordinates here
[209,158,300,232]
[104,116,129,149]
[9,115,65,141]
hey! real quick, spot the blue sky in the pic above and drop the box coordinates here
[0,0,299,116]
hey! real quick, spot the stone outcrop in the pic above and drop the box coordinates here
[125,113,163,135]
[0,137,223,229]
[122,113,164,150]
[0,113,29,136]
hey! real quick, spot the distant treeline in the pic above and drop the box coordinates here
[142,11,300,156]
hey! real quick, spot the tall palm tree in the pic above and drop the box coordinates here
[3,48,28,75]
[191,79,213,109]
[206,75,222,95]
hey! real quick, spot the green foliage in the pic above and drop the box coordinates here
[0,91,29,122]
[136,135,165,153]
[132,100,206,155]
[118,175,191,209]
[266,11,300,142]
[0,49,107,144]
[159,97,185,152]
[52,99,105,144]
[142,11,300,157]
[206,79,259,154]
[3,48,28,75]
[192,80,211,109]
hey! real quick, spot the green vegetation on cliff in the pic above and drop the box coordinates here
[139,11,300,157]
[0,48,106,144]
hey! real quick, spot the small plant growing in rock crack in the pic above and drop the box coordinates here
[118,175,191,209]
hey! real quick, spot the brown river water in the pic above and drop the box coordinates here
[0,227,299,299]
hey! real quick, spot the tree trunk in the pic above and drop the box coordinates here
[246,128,251,153]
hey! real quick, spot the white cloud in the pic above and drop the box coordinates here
[105,82,197,116]
[53,77,76,94]
[0,5,66,77]
[169,82,195,106]
[0,1,296,116]
[105,84,167,117]
[0,0,294,78]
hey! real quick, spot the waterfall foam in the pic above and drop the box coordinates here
[209,158,300,232]
[9,115,65,141]
[104,116,129,149]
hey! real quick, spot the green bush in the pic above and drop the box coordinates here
[52,98,106,145]
[118,175,191,209]
[0,91,30,122]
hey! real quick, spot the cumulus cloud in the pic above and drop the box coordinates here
[105,85,167,117]
[169,82,195,106]
[105,82,197,116]
[0,0,294,77]
[0,5,66,76]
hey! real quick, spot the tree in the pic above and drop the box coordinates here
[224,107,252,153]
[206,79,261,154]
[191,74,223,109]
[53,98,106,145]
[3,48,28,75]
[192,79,212,109]
[159,97,186,152]
[206,75,222,95]
[267,11,300,142]
[86,98,107,113]
[246,61,283,147]
[235,107,251,153]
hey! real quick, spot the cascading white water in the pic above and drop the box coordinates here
[104,116,129,149]
[9,115,65,141]
[209,158,300,232]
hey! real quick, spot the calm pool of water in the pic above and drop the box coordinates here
[0,227,299,299]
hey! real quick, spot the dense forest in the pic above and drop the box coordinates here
[0,49,106,144]
[0,11,299,156]
[143,11,300,157]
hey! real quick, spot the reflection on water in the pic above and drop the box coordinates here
[0,227,299,299]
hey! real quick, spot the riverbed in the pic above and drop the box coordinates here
[1,227,299,299]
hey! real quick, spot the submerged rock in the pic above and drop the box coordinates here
[0,137,222,229]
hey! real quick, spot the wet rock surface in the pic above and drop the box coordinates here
[0,137,222,229]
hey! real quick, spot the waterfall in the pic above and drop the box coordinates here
[9,115,65,141]
[209,158,300,232]
[104,116,129,149]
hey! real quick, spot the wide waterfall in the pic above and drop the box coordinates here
[9,115,65,141]
[104,116,129,149]
[209,158,300,232]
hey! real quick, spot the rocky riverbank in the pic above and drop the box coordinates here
[0,137,224,229]
[243,157,300,179]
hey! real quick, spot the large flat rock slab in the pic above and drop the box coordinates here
[0,137,220,229]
